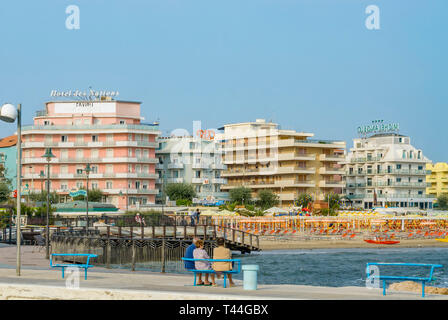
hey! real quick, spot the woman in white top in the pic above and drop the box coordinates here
[192,240,216,286]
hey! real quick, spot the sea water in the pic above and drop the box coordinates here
[231,248,448,288]
[131,247,448,288]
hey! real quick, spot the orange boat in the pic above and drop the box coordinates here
[364,238,400,245]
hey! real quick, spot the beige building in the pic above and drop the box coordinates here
[217,119,346,207]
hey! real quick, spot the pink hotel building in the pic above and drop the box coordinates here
[20,99,160,210]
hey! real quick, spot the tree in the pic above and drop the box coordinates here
[229,186,252,205]
[296,193,313,208]
[437,194,448,210]
[257,189,279,210]
[164,183,196,201]
[0,182,10,203]
[326,192,341,210]
[29,191,60,204]
[73,189,104,202]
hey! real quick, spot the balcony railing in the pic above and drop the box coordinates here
[22,123,160,132]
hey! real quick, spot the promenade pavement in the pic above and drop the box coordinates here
[0,244,447,300]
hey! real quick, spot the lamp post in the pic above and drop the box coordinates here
[42,148,55,260]
[84,163,92,230]
[39,170,45,195]
[0,103,20,276]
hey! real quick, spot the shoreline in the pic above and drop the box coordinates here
[258,239,448,251]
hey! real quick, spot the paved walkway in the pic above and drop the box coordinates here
[0,245,447,300]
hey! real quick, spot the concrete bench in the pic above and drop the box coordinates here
[182,258,241,288]
[50,253,98,280]
[366,262,443,297]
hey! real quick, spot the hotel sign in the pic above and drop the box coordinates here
[50,89,119,99]
[357,120,399,136]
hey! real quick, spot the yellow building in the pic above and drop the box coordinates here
[217,119,346,207]
[426,162,448,197]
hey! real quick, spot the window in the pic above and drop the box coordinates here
[135,181,141,189]
[106,164,113,173]
[76,181,83,189]
[120,120,126,125]
[409,151,413,159]
[396,178,402,183]
[128,149,132,157]
[44,120,50,125]
[143,149,149,159]
[418,165,423,170]
[76,149,83,159]
[60,149,68,159]
[142,181,148,189]
[136,165,141,173]
[195,185,201,193]
[61,165,68,174]
[106,181,113,189]
[76,168,83,174]
[396,164,401,170]
[418,151,421,159]
[418,191,423,195]
[91,149,99,159]
[91,165,98,174]
[136,149,141,159]
[106,134,113,142]
[91,182,99,189]
[60,182,68,190]
[402,151,406,159]
[92,135,99,142]
[143,165,149,173]
[106,149,113,158]
[61,135,68,142]
[195,170,201,178]
[418,178,423,183]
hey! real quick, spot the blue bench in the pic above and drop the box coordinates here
[182,258,241,288]
[50,253,98,280]
[366,262,444,297]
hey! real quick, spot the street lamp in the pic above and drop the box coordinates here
[84,163,92,230]
[0,103,20,276]
[42,148,55,260]
[39,170,45,194]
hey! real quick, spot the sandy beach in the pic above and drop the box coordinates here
[258,238,448,250]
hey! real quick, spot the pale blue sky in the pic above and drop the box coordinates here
[0,0,446,161]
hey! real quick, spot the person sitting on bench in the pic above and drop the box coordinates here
[213,237,236,287]
[193,240,216,286]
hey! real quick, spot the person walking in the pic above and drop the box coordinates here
[212,237,235,287]
[196,208,201,225]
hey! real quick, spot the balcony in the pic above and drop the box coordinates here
[167,163,184,169]
[211,178,227,184]
[319,180,345,188]
[319,154,345,162]
[191,178,205,184]
[349,156,382,163]
[192,162,210,169]
[22,123,160,134]
[275,180,315,188]
[22,157,159,164]
[319,167,345,175]
[277,153,316,161]
[211,163,226,170]
[166,178,184,184]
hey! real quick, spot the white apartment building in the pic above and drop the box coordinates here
[342,133,433,209]
[155,136,228,203]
